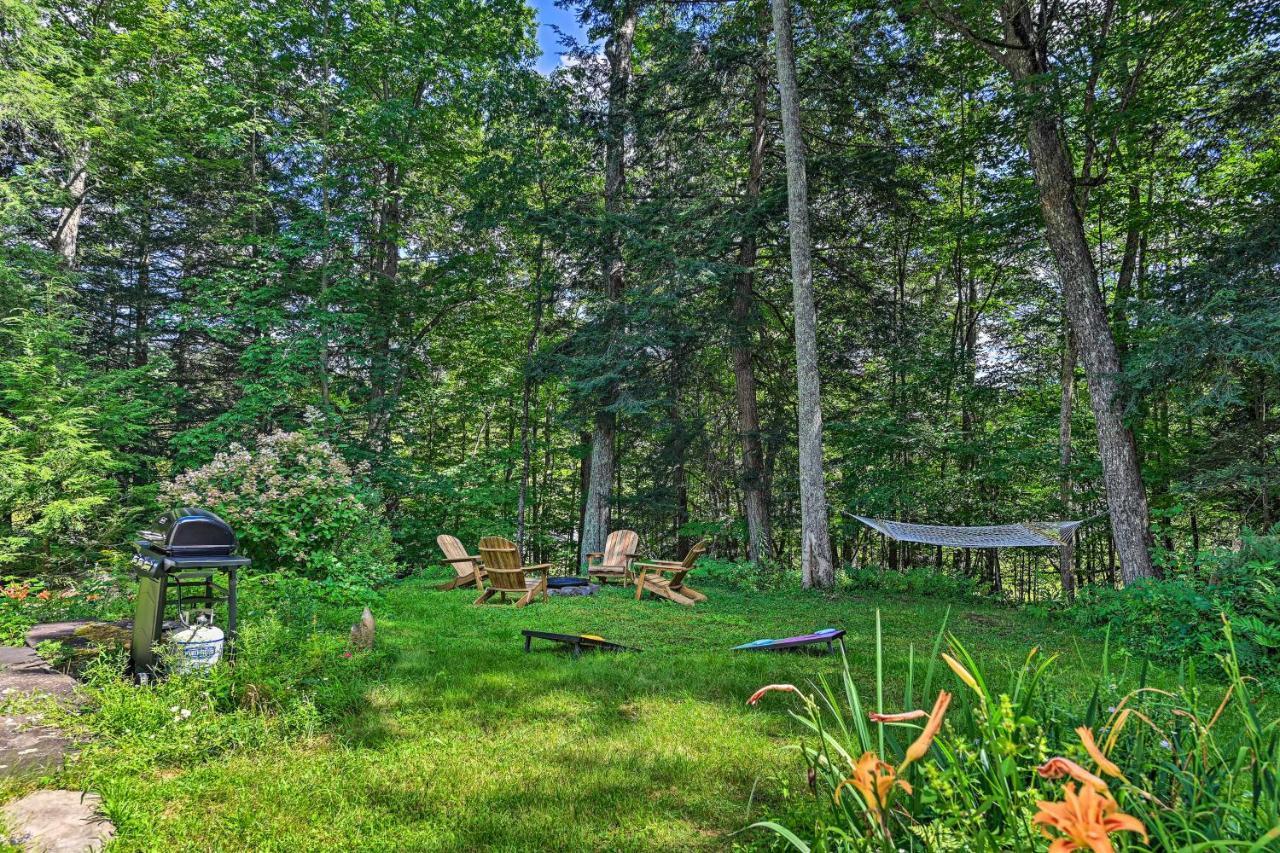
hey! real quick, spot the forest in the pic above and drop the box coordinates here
[0,0,1277,599]
[1,0,1279,848]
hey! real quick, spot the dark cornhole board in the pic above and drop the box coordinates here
[547,576,590,589]
[521,630,639,657]
[733,628,846,655]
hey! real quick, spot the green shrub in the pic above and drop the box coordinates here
[160,430,396,593]
[843,566,982,601]
[698,557,795,592]
[1066,534,1280,679]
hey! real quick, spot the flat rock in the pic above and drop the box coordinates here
[3,790,114,852]
[0,647,78,703]
[0,715,73,776]
[25,621,132,653]
[0,646,80,776]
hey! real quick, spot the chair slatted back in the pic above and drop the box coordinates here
[479,536,527,592]
[437,534,480,578]
[680,539,708,570]
[670,539,708,588]
[603,530,639,569]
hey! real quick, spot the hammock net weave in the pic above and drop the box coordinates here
[852,516,1084,549]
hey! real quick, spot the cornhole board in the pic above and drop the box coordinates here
[547,577,590,589]
[521,630,639,657]
[733,628,845,655]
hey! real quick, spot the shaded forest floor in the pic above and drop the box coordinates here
[47,579,1150,850]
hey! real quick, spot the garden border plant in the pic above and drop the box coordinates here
[747,610,1279,851]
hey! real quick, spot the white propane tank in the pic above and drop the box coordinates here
[169,612,224,672]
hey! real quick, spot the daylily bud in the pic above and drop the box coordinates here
[941,653,980,694]
[747,683,799,706]
[1037,757,1109,792]
[902,691,951,766]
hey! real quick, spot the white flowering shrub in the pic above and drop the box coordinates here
[161,431,396,589]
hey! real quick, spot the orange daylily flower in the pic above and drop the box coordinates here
[903,690,951,766]
[1077,726,1125,779]
[941,653,980,694]
[868,709,927,723]
[747,684,799,706]
[1037,757,1110,793]
[835,751,911,819]
[1034,783,1148,853]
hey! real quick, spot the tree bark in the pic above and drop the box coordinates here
[133,236,150,368]
[770,0,834,588]
[1058,318,1077,598]
[51,140,90,268]
[1112,180,1141,356]
[516,232,547,554]
[366,161,402,450]
[580,3,637,565]
[1023,113,1153,584]
[930,1,1155,583]
[732,54,773,565]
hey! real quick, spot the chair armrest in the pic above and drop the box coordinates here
[523,563,553,574]
[443,556,481,564]
[632,562,684,574]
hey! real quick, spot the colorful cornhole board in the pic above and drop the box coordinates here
[733,627,845,655]
[521,629,639,657]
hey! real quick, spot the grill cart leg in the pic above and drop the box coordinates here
[131,573,169,678]
[226,565,238,662]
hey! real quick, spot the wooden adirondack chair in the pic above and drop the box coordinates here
[633,540,708,606]
[475,536,551,607]
[586,529,639,584]
[435,534,486,590]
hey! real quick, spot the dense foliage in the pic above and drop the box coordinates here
[0,0,1274,600]
[1067,534,1280,679]
[0,4,1275,847]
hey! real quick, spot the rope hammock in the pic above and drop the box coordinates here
[851,515,1085,549]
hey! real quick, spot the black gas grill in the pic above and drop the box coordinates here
[131,508,248,677]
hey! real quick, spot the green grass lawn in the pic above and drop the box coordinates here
[46,578,1138,850]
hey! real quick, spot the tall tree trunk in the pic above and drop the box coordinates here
[575,430,591,569]
[51,140,90,268]
[1058,318,1077,598]
[732,54,773,565]
[1112,180,1141,356]
[954,100,976,513]
[581,4,637,565]
[669,343,692,557]
[1023,114,1153,584]
[516,232,547,554]
[770,0,833,589]
[133,238,150,368]
[932,3,1156,583]
[367,162,402,450]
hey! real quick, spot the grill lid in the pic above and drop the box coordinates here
[140,507,237,556]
